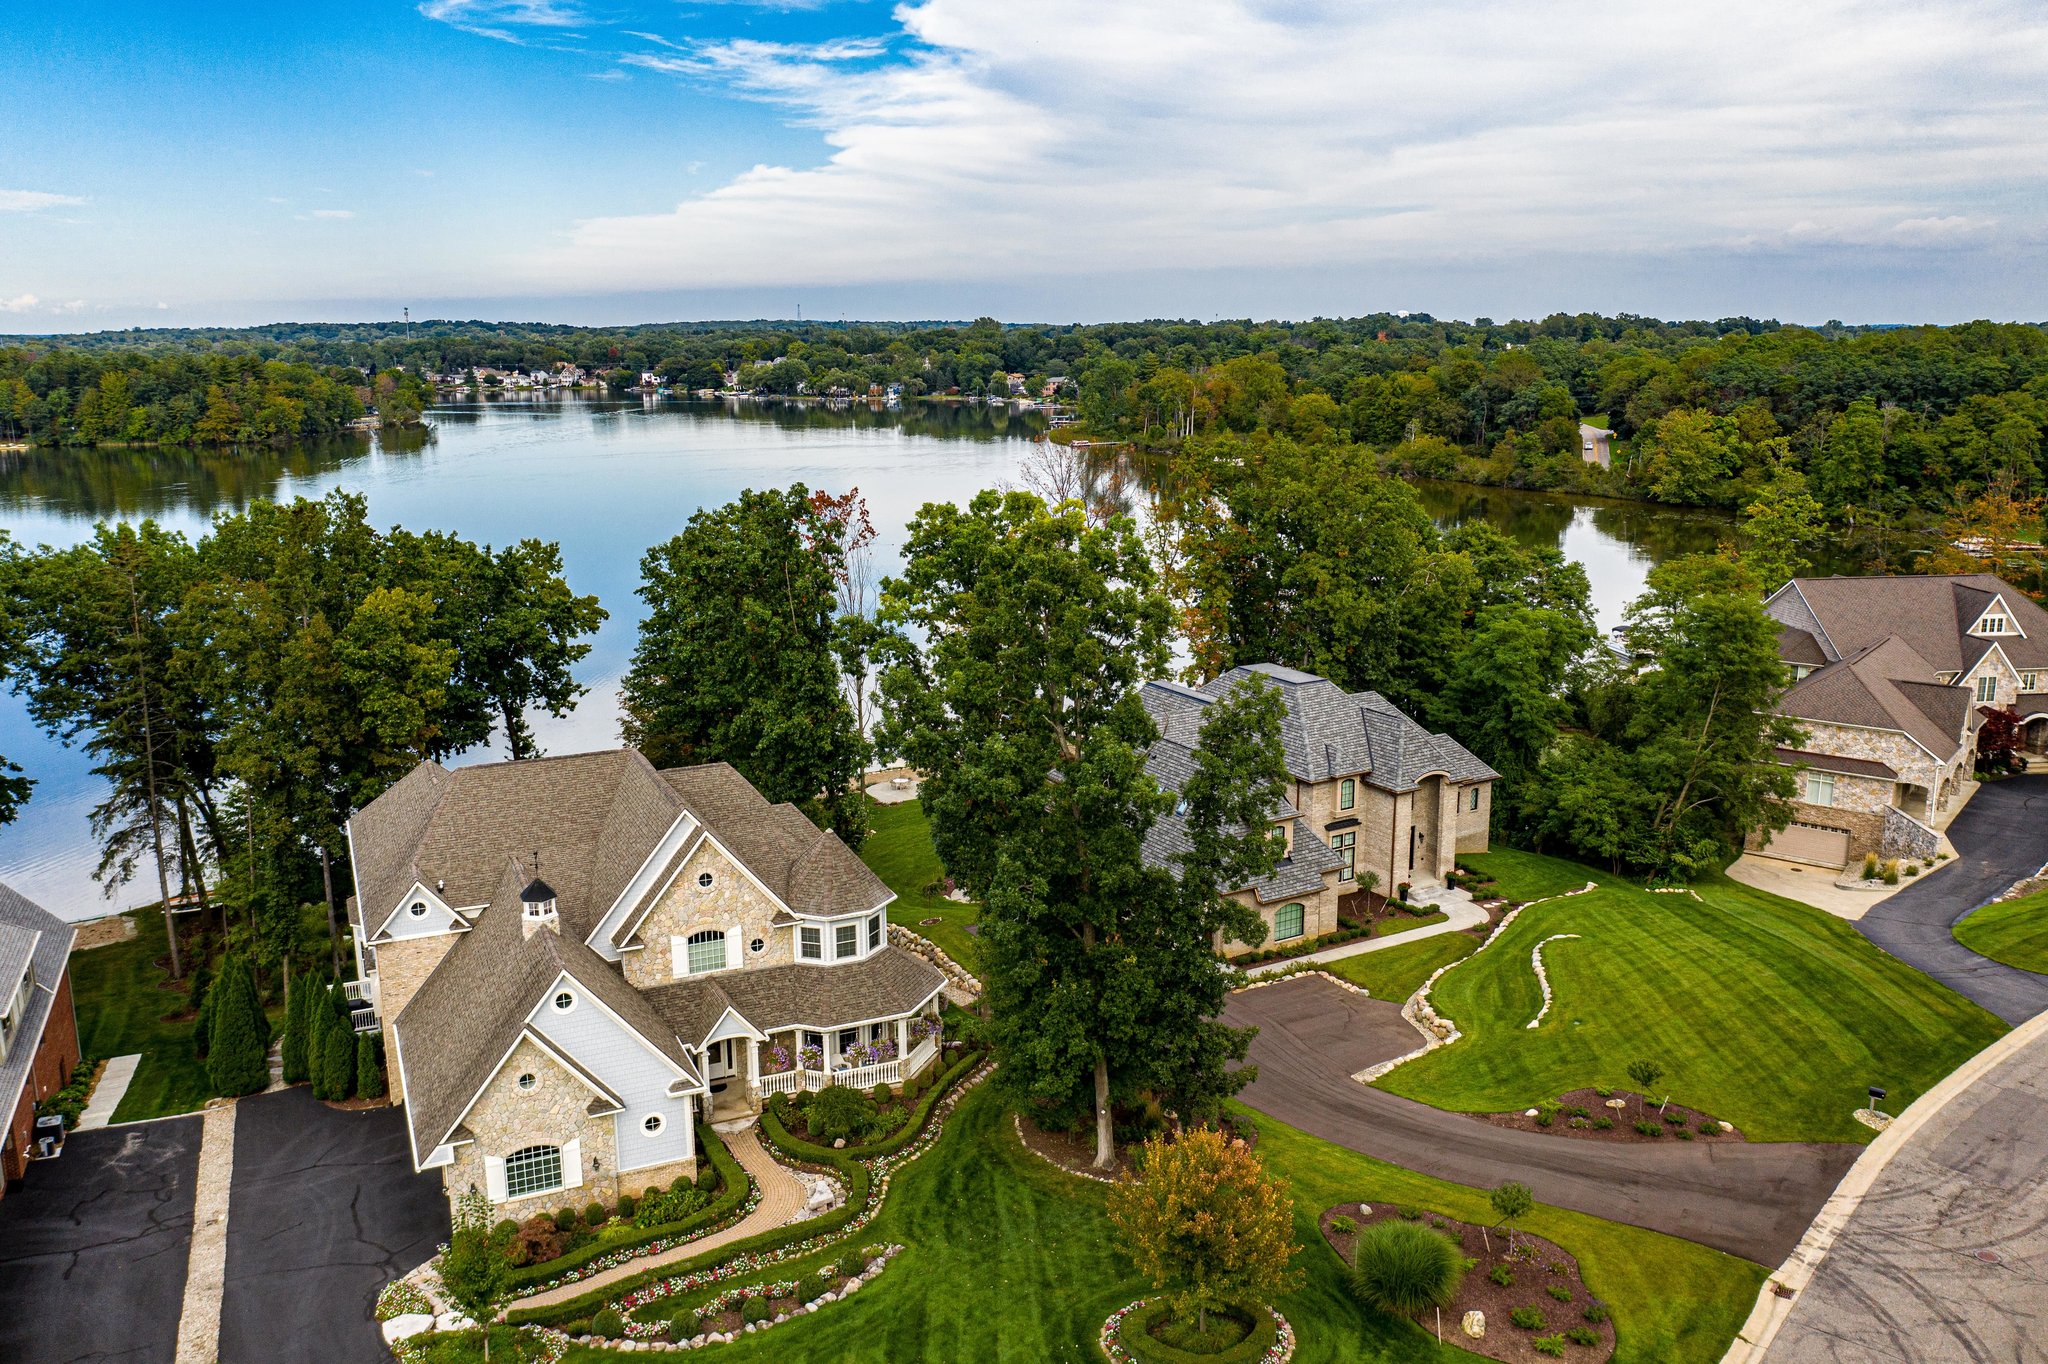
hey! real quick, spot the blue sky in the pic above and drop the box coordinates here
[3,0,2046,328]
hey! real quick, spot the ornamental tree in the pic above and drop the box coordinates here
[877,490,1287,1167]
[1106,1127,1302,1334]
[440,1191,515,1361]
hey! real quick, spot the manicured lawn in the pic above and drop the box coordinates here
[863,798,981,976]
[1954,889,2048,973]
[1376,849,2006,1143]
[1320,932,1479,1003]
[69,911,213,1122]
[531,1083,1759,1364]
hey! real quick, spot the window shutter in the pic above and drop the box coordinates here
[561,1137,583,1189]
[726,923,742,970]
[484,1155,508,1203]
[670,935,686,978]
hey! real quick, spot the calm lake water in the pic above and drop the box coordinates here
[0,398,1727,920]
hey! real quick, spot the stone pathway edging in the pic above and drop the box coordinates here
[1524,935,1582,1029]
[75,1053,140,1131]
[1098,1300,1295,1364]
[510,1127,808,1311]
[1355,882,1598,1084]
[1720,1004,2048,1364]
[173,1101,237,1364]
[1232,968,1372,1000]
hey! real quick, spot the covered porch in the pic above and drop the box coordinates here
[757,1009,944,1099]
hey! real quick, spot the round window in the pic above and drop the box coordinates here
[408,901,428,918]
[750,937,765,954]
[642,1113,665,1135]
[697,872,715,889]
[551,990,576,1013]
[517,1072,536,1091]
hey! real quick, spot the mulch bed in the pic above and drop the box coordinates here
[1320,1205,1614,1364]
[1476,1089,1744,1143]
[1014,1113,1135,1180]
[322,1094,390,1111]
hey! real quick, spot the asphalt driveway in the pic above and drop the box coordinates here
[219,1087,448,1364]
[1225,976,1860,1266]
[1856,774,2048,1025]
[0,1116,203,1364]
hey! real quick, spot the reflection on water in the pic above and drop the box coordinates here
[0,400,1765,920]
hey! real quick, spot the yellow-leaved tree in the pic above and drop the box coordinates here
[1106,1127,1302,1335]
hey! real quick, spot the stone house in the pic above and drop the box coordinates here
[1754,573,2048,867]
[346,750,945,1220]
[1,881,79,1199]
[1139,664,1498,958]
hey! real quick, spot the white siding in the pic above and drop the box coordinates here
[376,882,465,940]
[527,982,694,1174]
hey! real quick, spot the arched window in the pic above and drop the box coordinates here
[685,929,726,975]
[1274,903,1306,941]
[504,1144,563,1199]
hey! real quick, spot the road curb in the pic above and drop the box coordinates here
[1720,1006,2048,1363]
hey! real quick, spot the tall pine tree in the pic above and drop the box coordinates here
[281,974,312,1085]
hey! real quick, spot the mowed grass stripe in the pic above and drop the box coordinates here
[1378,851,2005,1143]
[1955,888,2048,975]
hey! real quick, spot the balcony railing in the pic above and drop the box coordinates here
[757,1037,939,1097]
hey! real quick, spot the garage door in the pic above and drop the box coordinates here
[1761,821,1851,868]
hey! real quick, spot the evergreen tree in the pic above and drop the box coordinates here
[280,973,311,1085]
[355,1032,385,1099]
[205,956,270,1097]
[307,976,337,1099]
[322,1011,355,1102]
[189,960,216,1058]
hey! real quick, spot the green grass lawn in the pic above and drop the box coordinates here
[1320,931,1479,1002]
[1376,849,2006,1143]
[69,911,214,1122]
[539,1081,1759,1364]
[1954,888,2048,973]
[863,798,981,976]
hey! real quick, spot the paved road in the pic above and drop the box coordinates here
[1764,1011,2048,1362]
[0,1117,202,1364]
[1855,775,2048,1025]
[1225,977,1860,1266]
[219,1088,447,1364]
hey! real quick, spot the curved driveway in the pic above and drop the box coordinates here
[1225,977,1859,1266]
[1855,775,2048,1025]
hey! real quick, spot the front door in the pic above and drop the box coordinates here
[705,1039,735,1083]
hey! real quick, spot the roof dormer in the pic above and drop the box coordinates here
[1970,595,2025,639]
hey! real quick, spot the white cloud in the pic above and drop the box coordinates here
[541,0,2048,292]
[0,189,85,212]
[418,0,588,44]
[303,208,357,220]
[0,294,40,313]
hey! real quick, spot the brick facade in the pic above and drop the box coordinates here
[3,968,80,1193]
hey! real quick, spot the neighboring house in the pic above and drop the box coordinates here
[1139,664,1498,957]
[1578,423,1613,468]
[1754,573,2048,867]
[346,750,946,1218]
[0,882,80,1198]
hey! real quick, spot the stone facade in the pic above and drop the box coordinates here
[375,934,459,1100]
[623,838,790,990]
[1961,648,2023,709]
[440,1035,694,1220]
[1794,719,1971,814]
[1882,805,1941,862]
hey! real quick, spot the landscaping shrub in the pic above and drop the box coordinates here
[281,977,312,1084]
[1511,1306,1547,1330]
[835,1248,869,1279]
[1489,1263,1514,1287]
[1698,1120,1719,1135]
[807,1082,877,1146]
[355,1032,385,1099]
[1862,853,1880,880]
[667,1308,700,1340]
[1329,1215,1356,1235]
[583,1201,606,1226]
[633,1186,706,1229]
[1534,1335,1567,1357]
[1113,1298,1278,1364]
[509,1216,566,1267]
[1583,1302,1610,1324]
[1567,1326,1600,1345]
[1905,863,1920,877]
[740,1295,773,1325]
[871,1082,892,1105]
[204,957,271,1098]
[696,1162,718,1194]
[590,1308,624,1339]
[615,1193,636,1221]
[1346,1220,1466,1316]
[552,1207,577,1232]
[1546,1283,1573,1302]
[1634,1120,1663,1137]
[1592,1116,1613,1130]
[1535,1102,1557,1127]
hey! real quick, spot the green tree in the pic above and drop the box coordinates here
[620,486,868,843]
[1489,1180,1535,1251]
[1737,464,1825,589]
[307,977,337,1098]
[281,974,312,1085]
[1105,1128,1302,1333]
[1639,408,1748,506]
[1627,1059,1665,1119]
[1435,605,1592,802]
[356,1032,385,1099]
[439,1191,516,1361]
[319,987,355,1102]
[878,491,1286,1165]
[204,957,270,1097]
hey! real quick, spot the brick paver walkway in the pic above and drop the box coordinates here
[509,1125,809,1311]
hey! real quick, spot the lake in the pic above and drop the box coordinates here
[0,398,1727,920]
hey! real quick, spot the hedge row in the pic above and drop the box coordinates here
[1112,1299,1279,1364]
[765,1046,987,1162]
[505,1122,749,1291]
[507,1047,986,1327]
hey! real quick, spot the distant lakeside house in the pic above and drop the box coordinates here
[1,882,79,1199]
[1752,573,2048,868]
[347,750,945,1218]
[1139,664,1498,956]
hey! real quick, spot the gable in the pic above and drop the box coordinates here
[372,881,467,942]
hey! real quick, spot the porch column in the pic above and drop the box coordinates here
[747,1037,761,1103]
[895,1016,907,1065]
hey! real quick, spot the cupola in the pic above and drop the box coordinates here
[520,862,559,938]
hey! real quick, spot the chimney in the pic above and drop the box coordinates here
[520,854,559,938]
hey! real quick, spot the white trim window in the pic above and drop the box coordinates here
[2022,671,2040,693]
[835,922,859,960]
[1980,615,2008,635]
[504,1144,563,1199]
[1805,771,1837,806]
[685,929,727,975]
[799,925,823,961]
[867,913,883,951]
[1977,674,1998,703]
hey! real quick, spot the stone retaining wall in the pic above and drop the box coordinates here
[888,925,980,1000]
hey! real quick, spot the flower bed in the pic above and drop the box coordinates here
[1321,1204,1613,1364]
[375,1278,435,1322]
[1098,1298,1294,1364]
[577,1245,902,1347]
[1476,1089,1742,1144]
[389,1325,570,1364]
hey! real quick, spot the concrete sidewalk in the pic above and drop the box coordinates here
[1241,890,1487,979]
[75,1053,140,1130]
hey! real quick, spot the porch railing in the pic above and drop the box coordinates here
[754,1036,941,1097]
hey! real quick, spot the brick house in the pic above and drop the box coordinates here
[1139,664,1498,957]
[1,882,80,1198]
[346,750,945,1220]
[1754,573,2048,867]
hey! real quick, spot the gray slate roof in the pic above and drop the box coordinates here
[0,882,77,1140]
[642,948,945,1044]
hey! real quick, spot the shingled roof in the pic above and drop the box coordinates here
[642,948,945,1045]
[659,764,892,919]
[0,882,75,1147]
[1776,636,1970,756]
[1767,573,2048,674]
